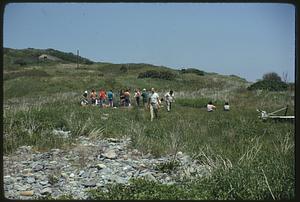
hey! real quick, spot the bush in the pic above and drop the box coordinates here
[247,80,288,91]
[180,68,205,76]
[13,56,51,66]
[138,70,176,80]
[262,72,282,82]
[120,65,128,73]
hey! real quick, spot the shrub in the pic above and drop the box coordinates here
[120,65,128,73]
[262,72,282,82]
[14,59,28,66]
[13,57,54,66]
[138,70,176,80]
[247,80,288,91]
[155,160,180,174]
[180,68,205,76]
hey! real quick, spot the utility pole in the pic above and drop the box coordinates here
[77,49,79,68]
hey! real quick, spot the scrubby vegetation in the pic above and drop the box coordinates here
[247,80,288,91]
[262,72,282,82]
[180,68,205,76]
[3,48,295,200]
[248,72,289,91]
[3,47,94,69]
[138,70,177,80]
[4,69,50,81]
[45,48,94,64]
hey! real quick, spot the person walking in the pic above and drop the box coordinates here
[148,88,160,121]
[164,90,175,112]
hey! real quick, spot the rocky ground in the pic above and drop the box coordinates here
[3,135,211,199]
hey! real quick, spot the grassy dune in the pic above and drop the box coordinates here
[3,49,295,199]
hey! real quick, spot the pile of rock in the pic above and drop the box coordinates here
[3,136,211,199]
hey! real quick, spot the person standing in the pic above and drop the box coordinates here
[80,90,89,106]
[99,89,107,107]
[141,88,149,109]
[119,89,124,107]
[164,90,175,112]
[124,89,131,107]
[90,89,97,105]
[107,90,114,107]
[134,88,141,107]
[148,88,160,121]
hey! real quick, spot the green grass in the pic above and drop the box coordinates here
[3,50,295,199]
[3,91,294,199]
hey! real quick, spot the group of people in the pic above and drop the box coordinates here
[81,89,115,108]
[80,88,175,121]
[207,101,230,112]
[80,87,229,121]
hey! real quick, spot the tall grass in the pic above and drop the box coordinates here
[3,61,294,199]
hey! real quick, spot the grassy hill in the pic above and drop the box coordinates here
[3,47,94,71]
[3,47,249,100]
[3,48,295,200]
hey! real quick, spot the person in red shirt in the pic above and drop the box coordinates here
[99,89,107,107]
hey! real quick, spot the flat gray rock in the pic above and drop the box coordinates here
[102,150,117,159]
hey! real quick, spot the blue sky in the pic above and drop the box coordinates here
[4,3,295,82]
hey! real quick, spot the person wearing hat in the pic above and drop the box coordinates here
[141,88,149,109]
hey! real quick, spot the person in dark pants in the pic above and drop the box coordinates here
[124,89,131,107]
[134,88,141,107]
[90,89,97,105]
[141,88,149,109]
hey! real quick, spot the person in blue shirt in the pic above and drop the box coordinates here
[107,90,114,107]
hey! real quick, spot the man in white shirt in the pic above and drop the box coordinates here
[148,88,160,121]
[164,90,175,112]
